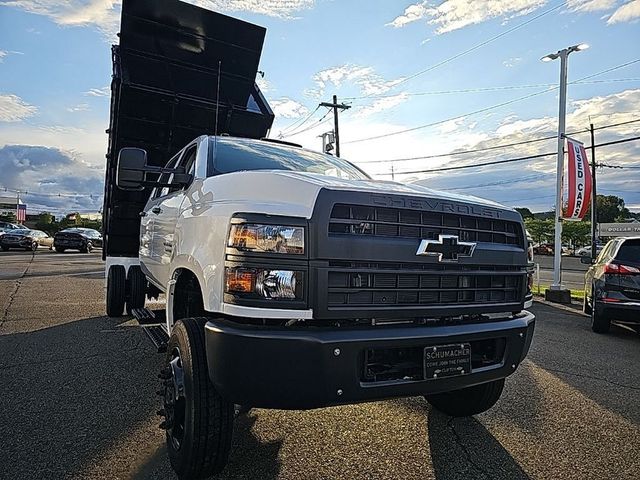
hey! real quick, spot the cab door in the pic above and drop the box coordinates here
[152,144,198,286]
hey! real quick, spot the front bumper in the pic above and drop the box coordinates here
[205,311,535,410]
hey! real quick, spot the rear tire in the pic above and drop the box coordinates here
[81,242,93,253]
[126,265,146,314]
[162,318,234,479]
[30,242,38,251]
[1,246,9,251]
[55,247,65,253]
[425,379,505,417]
[591,301,611,334]
[106,265,126,317]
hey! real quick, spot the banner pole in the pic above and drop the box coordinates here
[590,123,597,261]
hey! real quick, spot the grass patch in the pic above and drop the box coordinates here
[533,284,585,301]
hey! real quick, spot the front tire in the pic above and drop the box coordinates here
[106,265,126,317]
[1,246,9,252]
[425,379,505,417]
[161,318,234,479]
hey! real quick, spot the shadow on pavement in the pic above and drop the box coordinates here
[0,314,283,480]
[428,409,531,480]
[529,303,640,425]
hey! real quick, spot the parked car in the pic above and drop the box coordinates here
[0,229,53,251]
[533,243,554,255]
[576,243,604,257]
[0,221,27,237]
[53,228,103,253]
[582,237,640,333]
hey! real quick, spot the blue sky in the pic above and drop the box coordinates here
[1,0,639,216]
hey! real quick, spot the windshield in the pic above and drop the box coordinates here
[210,138,369,181]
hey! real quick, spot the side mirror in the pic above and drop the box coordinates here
[580,256,595,265]
[116,148,147,191]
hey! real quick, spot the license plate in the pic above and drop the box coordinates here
[424,343,471,379]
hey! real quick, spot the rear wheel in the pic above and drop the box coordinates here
[28,242,37,252]
[425,379,505,417]
[591,300,611,333]
[81,242,93,253]
[126,265,146,314]
[106,265,126,317]
[55,247,65,253]
[160,318,234,479]
[1,246,9,251]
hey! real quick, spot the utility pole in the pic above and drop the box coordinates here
[319,95,350,157]
[590,122,597,260]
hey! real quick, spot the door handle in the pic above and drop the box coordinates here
[152,206,162,215]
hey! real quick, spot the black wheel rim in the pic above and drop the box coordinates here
[164,347,186,451]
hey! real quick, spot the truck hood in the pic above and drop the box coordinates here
[201,169,515,220]
[246,170,510,209]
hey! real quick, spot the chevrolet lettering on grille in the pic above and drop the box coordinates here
[416,234,476,262]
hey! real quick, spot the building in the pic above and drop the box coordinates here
[0,196,27,222]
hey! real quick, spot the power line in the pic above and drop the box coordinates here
[0,186,102,198]
[344,58,640,145]
[344,77,640,102]
[281,108,333,138]
[378,135,640,176]
[277,105,320,137]
[445,173,551,191]
[356,117,640,164]
[367,1,567,98]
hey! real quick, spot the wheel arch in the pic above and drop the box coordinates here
[167,265,206,332]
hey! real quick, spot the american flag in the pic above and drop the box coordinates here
[16,204,26,222]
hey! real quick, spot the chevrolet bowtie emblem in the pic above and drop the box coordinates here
[416,235,476,262]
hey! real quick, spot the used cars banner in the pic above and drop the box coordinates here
[563,137,592,221]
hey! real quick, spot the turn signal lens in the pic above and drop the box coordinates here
[228,224,304,255]
[225,269,255,293]
[225,268,303,300]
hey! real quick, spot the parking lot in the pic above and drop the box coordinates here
[1,250,639,480]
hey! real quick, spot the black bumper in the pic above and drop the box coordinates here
[205,311,535,410]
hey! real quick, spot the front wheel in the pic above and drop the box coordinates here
[161,318,234,479]
[81,242,93,253]
[29,242,38,252]
[425,379,505,417]
[1,246,8,251]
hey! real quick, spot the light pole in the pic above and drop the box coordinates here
[541,43,588,300]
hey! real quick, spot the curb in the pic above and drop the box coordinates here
[533,297,589,318]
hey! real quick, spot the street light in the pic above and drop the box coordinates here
[542,43,589,301]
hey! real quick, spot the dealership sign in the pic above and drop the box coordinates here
[563,137,592,221]
[598,223,640,237]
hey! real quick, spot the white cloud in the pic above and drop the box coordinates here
[355,93,410,118]
[387,0,618,34]
[66,103,90,112]
[0,50,7,62]
[270,98,309,119]
[1,0,315,37]
[503,57,522,68]
[256,76,272,93]
[0,94,38,122]
[567,0,618,12]
[387,0,547,34]
[84,86,110,97]
[386,2,430,28]
[607,0,640,23]
[307,63,406,102]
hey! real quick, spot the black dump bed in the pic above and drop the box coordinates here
[103,0,274,259]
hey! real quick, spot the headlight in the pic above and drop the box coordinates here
[228,224,304,255]
[225,267,303,300]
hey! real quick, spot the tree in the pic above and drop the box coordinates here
[524,218,554,244]
[515,207,533,219]
[35,212,59,235]
[584,195,630,223]
[561,220,591,249]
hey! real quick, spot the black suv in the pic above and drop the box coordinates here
[583,237,640,333]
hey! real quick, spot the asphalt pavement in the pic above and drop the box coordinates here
[533,254,589,291]
[1,250,639,480]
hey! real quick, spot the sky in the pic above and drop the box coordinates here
[0,0,639,217]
